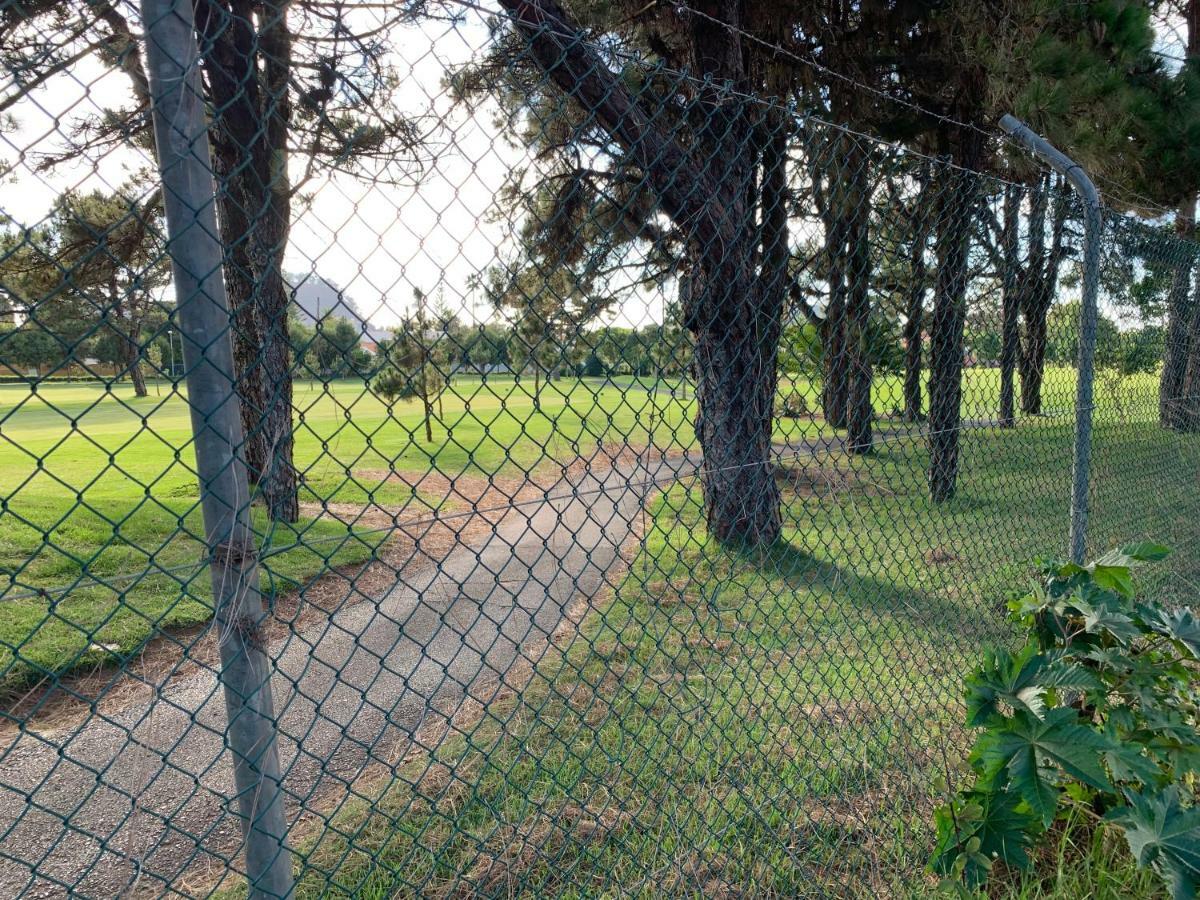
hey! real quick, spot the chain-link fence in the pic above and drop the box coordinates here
[1,0,1198,896]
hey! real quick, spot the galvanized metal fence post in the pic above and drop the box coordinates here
[999,114,1103,564]
[140,0,295,895]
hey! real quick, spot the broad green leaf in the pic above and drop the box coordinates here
[932,788,1036,888]
[1123,542,1172,562]
[1076,597,1143,643]
[1094,543,1169,569]
[1107,787,1200,899]
[1009,742,1060,826]
[1092,564,1136,599]
[965,645,1100,727]
[1105,744,1164,787]
[983,708,1113,794]
[1144,607,1200,660]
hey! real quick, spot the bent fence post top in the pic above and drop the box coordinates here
[998,114,1103,565]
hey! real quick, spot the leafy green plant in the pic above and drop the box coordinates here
[931,543,1200,898]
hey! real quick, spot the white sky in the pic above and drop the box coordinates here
[0,5,669,330]
[0,4,1186,333]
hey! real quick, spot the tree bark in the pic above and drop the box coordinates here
[928,166,979,502]
[1162,0,1199,429]
[111,275,148,398]
[686,17,783,545]
[902,183,931,424]
[1017,176,1067,416]
[998,184,1020,428]
[196,0,298,522]
[813,133,851,432]
[821,270,849,429]
[1175,275,1200,431]
[1019,312,1049,414]
[843,159,873,454]
[125,333,148,397]
[498,0,786,545]
[1161,201,1196,429]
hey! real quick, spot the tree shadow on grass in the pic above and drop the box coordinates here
[722,536,1008,647]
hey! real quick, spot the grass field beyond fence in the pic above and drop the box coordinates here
[233,409,1198,898]
[0,369,1175,691]
[0,366,1195,896]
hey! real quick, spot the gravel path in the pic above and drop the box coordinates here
[0,451,699,899]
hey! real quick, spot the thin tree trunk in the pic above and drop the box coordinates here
[125,336,148,397]
[898,165,933,425]
[928,167,978,502]
[251,0,297,522]
[902,197,930,423]
[820,191,849,431]
[111,276,148,398]
[1020,315,1048,416]
[1017,178,1047,416]
[1162,201,1196,429]
[1176,275,1200,431]
[1017,178,1067,417]
[195,0,298,522]
[843,158,873,454]
[999,184,1020,428]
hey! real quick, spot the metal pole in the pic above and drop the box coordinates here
[999,114,1102,564]
[140,0,295,896]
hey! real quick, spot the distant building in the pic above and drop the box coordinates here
[288,272,390,344]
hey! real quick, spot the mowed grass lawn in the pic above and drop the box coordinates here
[0,367,1175,696]
[224,398,1199,898]
[0,375,692,690]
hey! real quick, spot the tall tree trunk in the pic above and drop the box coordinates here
[498,0,785,545]
[843,158,873,454]
[902,292,924,422]
[1161,201,1196,429]
[902,190,931,424]
[111,277,148,398]
[1016,178,1066,417]
[821,267,848,428]
[1162,0,1199,429]
[928,168,978,502]
[1019,313,1048,415]
[902,165,931,427]
[250,0,297,522]
[998,184,1020,428]
[125,334,148,397]
[1017,177,1048,416]
[196,0,298,522]
[686,17,784,546]
[1176,276,1200,431]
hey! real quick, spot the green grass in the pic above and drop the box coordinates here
[0,367,1179,690]
[988,812,1165,899]
[2,368,1195,896]
[229,406,1198,899]
[0,375,697,688]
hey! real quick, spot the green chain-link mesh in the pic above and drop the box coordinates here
[0,0,1198,896]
